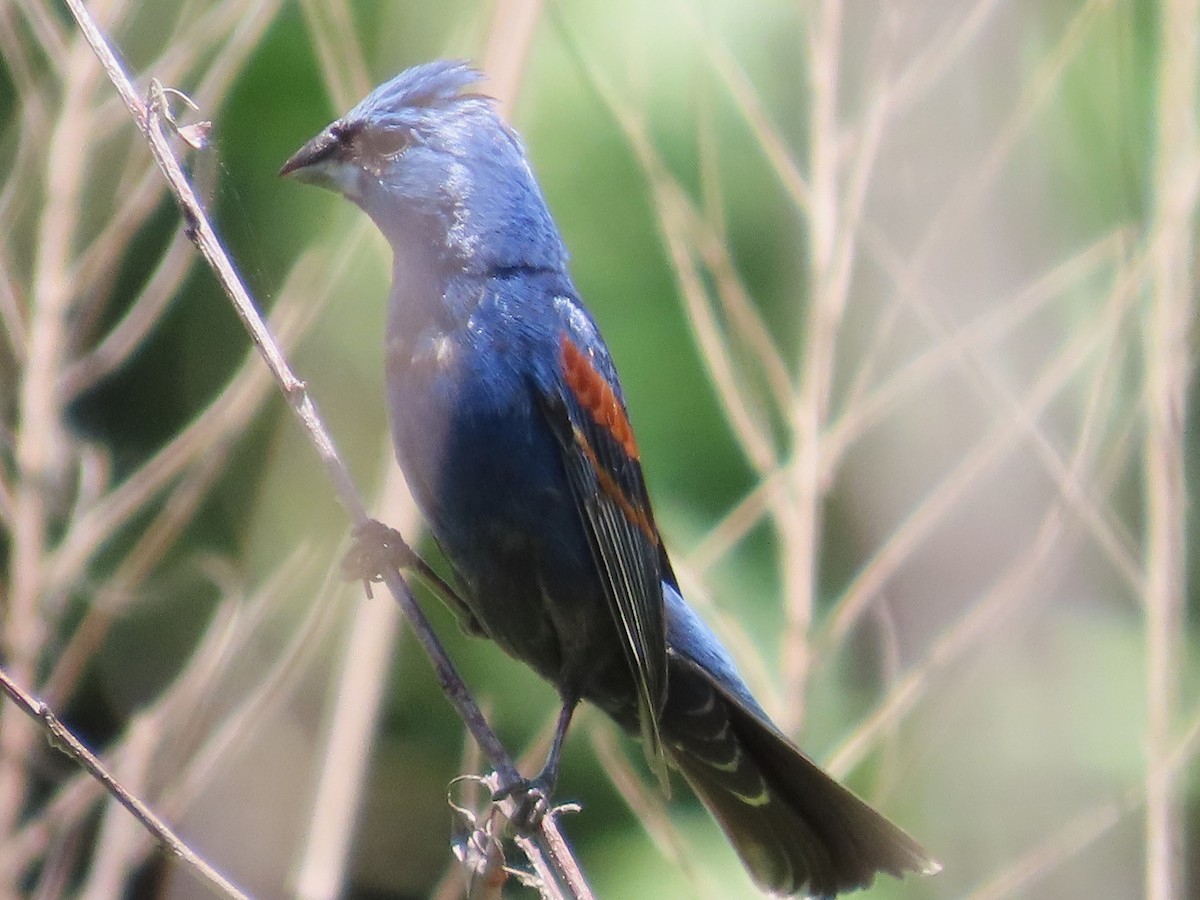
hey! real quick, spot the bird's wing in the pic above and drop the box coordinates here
[534,314,669,784]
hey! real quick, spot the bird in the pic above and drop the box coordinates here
[281,59,940,898]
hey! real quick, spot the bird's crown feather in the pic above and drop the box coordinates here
[349,60,485,127]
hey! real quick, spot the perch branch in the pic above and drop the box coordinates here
[59,2,593,898]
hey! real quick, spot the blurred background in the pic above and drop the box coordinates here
[1,1,1198,897]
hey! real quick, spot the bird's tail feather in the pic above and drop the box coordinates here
[662,655,939,897]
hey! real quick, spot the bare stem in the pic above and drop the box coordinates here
[782,0,844,732]
[293,466,410,900]
[59,2,593,897]
[1143,1,1198,896]
[0,667,249,900]
[0,0,104,844]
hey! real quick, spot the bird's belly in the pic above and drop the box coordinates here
[387,351,630,698]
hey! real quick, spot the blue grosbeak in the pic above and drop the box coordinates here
[282,60,938,897]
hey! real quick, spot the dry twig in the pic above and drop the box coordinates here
[51,2,595,898]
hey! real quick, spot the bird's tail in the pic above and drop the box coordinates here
[661,654,940,898]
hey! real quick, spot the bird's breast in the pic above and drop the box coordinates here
[385,317,564,556]
[381,279,633,697]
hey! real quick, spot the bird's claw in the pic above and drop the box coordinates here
[341,519,417,589]
[492,776,554,832]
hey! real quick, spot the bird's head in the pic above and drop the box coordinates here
[281,60,567,275]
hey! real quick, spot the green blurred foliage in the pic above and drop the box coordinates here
[19,0,1198,897]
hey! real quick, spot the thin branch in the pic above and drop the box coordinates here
[481,0,545,119]
[554,20,781,474]
[884,0,1108,304]
[779,0,844,731]
[61,2,593,897]
[0,4,102,845]
[11,0,69,68]
[886,0,1005,115]
[292,465,410,900]
[829,372,1139,779]
[47,284,306,597]
[686,228,1130,581]
[78,716,160,900]
[298,0,372,110]
[91,0,282,142]
[47,231,359,608]
[0,563,301,884]
[589,721,721,900]
[653,178,779,473]
[0,667,250,900]
[672,0,812,216]
[61,219,195,399]
[0,234,28,364]
[0,471,13,533]
[854,221,1145,598]
[967,702,1200,899]
[66,144,194,353]
[965,788,1138,900]
[820,245,1141,654]
[42,434,230,707]
[690,196,793,421]
[1143,0,1198,895]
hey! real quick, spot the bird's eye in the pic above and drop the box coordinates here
[329,121,360,144]
[361,128,409,159]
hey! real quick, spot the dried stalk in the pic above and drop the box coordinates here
[56,2,595,897]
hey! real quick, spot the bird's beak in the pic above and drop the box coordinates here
[279,126,342,181]
[279,124,363,201]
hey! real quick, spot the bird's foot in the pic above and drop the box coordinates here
[340,519,418,594]
[341,519,484,634]
[492,775,555,832]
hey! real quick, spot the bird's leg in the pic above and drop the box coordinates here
[494,695,578,831]
[341,519,483,635]
[537,697,577,790]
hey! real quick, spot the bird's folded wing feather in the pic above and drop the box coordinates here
[534,328,669,783]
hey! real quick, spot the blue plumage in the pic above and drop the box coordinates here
[282,60,938,897]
